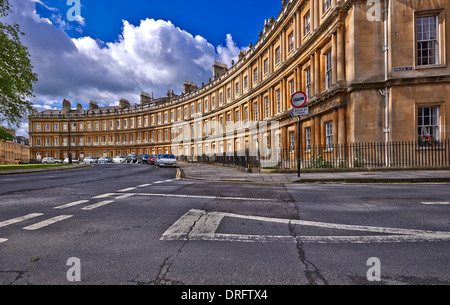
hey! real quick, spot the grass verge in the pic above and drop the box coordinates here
[0,164,71,171]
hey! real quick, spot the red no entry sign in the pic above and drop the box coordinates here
[291,91,307,109]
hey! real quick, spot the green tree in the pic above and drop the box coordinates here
[0,0,38,127]
[0,126,14,141]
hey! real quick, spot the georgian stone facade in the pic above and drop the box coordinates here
[29,0,450,162]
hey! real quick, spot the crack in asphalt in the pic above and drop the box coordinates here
[130,212,205,285]
[288,221,328,285]
[0,270,28,285]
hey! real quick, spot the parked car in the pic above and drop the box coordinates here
[98,157,113,164]
[63,158,80,164]
[149,155,157,165]
[156,154,177,167]
[126,154,137,163]
[137,154,150,164]
[42,157,62,164]
[83,157,98,164]
[113,156,126,164]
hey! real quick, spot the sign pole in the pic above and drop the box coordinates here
[291,91,307,179]
[297,116,301,178]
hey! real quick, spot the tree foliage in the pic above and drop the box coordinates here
[0,126,14,141]
[0,0,38,127]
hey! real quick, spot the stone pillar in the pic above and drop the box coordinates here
[338,106,346,144]
[297,65,302,93]
[311,0,316,31]
[282,78,288,111]
[333,109,339,147]
[294,13,300,50]
[314,0,320,30]
[337,25,345,82]
[314,50,320,95]
[314,115,320,148]
[332,31,338,85]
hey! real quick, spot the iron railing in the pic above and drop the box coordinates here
[177,140,450,171]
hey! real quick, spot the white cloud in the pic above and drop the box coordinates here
[216,34,241,66]
[7,0,245,127]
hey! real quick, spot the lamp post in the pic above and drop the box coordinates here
[68,120,76,164]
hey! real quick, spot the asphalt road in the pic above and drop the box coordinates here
[0,164,449,287]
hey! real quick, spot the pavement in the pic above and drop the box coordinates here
[1,162,449,183]
[176,162,450,184]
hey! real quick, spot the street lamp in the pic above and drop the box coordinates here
[68,120,77,164]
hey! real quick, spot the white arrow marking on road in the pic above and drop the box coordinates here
[161,209,450,244]
[0,238,8,244]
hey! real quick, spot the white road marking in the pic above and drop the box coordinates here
[0,238,7,244]
[81,200,114,211]
[93,193,117,199]
[0,213,44,228]
[421,202,450,205]
[23,215,73,231]
[117,187,137,192]
[115,194,134,200]
[137,184,152,188]
[127,193,276,201]
[153,179,174,184]
[54,200,90,210]
[161,209,450,244]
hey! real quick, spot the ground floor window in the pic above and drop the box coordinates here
[289,131,295,153]
[418,106,439,141]
[305,127,311,151]
[325,121,333,149]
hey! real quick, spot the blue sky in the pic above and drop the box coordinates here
[36,0,282,49]
[4,0,285,136]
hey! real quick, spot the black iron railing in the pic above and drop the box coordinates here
[177,140,450,171]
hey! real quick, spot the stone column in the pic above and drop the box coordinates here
[337,25,345,82]
[314,115,320,148]
[338,106,346,144]
[314,0,320,30]
[311,0,316,31]
[333,109,339,147]
[314,49,320,95]
[294,13,300,50]
[332,31,338,85]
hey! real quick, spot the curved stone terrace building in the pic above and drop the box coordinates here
[29,0,450,166]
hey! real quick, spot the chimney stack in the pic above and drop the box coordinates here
[89,101,99,110]
[62,99,71,114]
[119,98,130,109]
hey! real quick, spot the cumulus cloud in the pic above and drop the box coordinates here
[5,0,243,115]
[217,34,241,66]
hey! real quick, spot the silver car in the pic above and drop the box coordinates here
[113,156,126,163]
[42,157,62,164]
[156,154,177,167]
[64,158,80,164]
[83,157,98,164]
